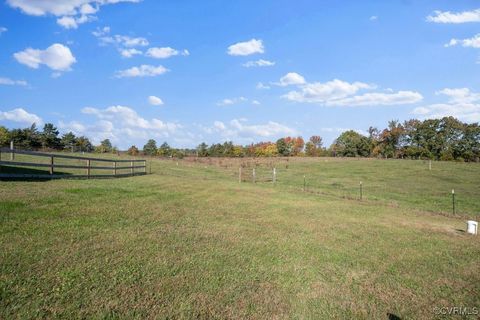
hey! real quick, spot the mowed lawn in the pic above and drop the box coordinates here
[1,157,479,319]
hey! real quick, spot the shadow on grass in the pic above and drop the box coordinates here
[387,313,402,320]
[0,165,146,181]
[0,165,73,181]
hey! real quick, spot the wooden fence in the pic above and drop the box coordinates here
[0,148,147,179]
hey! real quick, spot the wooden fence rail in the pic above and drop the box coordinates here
[0,148,147,179]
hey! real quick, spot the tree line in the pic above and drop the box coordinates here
[0,123,116,153]
[1,116,479,161]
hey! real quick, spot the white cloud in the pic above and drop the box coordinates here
[56,14,94,29]
[94,28,189,59]
[227,39,264,56]
[216,97,247,106]
[277,72,306,86]
[213,121,226,130]
[256,82,271,90]
[146,47,189,59]
[412,88,480,122]
[97,34,149,47]
[7,0,140,28]
[6,0,138,16]
[252,100,261,105]
[445,34,480,48]
[370,16,378,21]
[93,28,189,61]
[114,35,148,47]
[427,9,480,24]
[278,74,421,107]
[115,65,169,78]
[0,27,7,34]
[0,108,42,125]
[56,16,77,29]
[58,120,86,134]
[242,59,275,67]
[92,26,110,37]
[13,43,76,71]
[283,78,374,103]
[202,118,297,143]
[436,88,480,103]
[326,91,423,107]
[120,48,142,58]
[229,119,296,137]
[80,3,97,15]
[148,95,164,106]
[63,105,181,147]
[0,77,27,86]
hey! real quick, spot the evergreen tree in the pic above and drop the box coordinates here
[40,123,61,149]
[61,132,77,151]
[143,139,157,156]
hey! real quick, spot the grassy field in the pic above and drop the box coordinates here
[1,156,479,319]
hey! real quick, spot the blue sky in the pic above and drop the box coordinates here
[0,0,479,149]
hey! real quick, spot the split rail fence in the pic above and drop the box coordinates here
[0,148,147,179]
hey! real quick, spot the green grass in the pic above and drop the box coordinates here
[1,157,479,319]
[203,157,480,217]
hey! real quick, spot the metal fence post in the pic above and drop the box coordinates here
[10,141,14,161]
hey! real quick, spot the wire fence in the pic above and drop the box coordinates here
[163,157,479,218]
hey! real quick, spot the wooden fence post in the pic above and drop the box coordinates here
[144,160,147,174]
[10,141,14,161]
[49,156,54,175]
[87,159,91,178]
[113,161,117,176]
[131,161,134,176]
[253,168,256,183]
[239,167,242,183]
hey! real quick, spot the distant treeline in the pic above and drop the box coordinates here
[1,116,479,161]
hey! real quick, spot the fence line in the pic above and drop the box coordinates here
[0,148,147,179]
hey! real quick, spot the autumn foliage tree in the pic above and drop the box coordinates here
[127,145,139,156]
[305,135,323,156]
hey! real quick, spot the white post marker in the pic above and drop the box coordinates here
[273,167,276,184]
[429,160,432,171]
[467,221,478,235]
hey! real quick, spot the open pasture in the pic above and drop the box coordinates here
[1,156,479,319]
